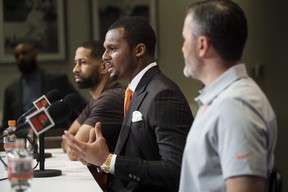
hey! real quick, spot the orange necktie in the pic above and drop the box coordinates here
[124,87,133,115]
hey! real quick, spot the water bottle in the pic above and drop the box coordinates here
[3,120,17,161]
[7,138,33,192]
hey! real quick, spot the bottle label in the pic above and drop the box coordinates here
[7,158,33,179]
[3,135,16,149]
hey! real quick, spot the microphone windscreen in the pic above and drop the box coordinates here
[47,100,72,124]
[46,89,63,103]
[63,93,81,110]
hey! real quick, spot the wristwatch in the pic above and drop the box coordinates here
[100,153,113,173]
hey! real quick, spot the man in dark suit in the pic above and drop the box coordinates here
[2,42,86,131]
[63,16,193,192]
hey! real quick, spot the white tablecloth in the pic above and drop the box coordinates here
[0,148,103,192]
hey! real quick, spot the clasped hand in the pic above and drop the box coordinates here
[62,122,110,166]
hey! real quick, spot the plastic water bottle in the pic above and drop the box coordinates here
[3,120,17,161]
[7,138,33,192]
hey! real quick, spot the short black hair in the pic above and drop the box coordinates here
[108,16,156,57]
[78,40,105,59]
[188,0,248,61]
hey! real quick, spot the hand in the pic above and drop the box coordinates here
[62,122,110,166]
[66,144,79,161]
[61,139,67,153]
[63,134,80,161]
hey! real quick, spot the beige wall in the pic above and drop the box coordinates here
[0,0,287,190]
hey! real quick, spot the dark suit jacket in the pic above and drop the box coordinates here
[2,69,86,131]
[108,66,194,192]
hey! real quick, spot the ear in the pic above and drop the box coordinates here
[198,36,210,57]
[135,43,145,57]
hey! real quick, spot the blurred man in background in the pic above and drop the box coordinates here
[2,42,86,133]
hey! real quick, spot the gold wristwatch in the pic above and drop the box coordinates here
[100,153,113,173]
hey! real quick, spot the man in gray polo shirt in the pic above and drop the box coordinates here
[179,0,277,191]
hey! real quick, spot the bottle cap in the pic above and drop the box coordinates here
[8,120,16,126]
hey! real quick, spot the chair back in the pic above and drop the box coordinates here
[267,169,282,192]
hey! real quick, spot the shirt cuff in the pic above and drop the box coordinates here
[109,154,117,174]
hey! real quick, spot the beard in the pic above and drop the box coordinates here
[107,65,119,81]
[109,71,118,81]
[183,61,197,79]
[183,52,200,80]
[17,59,37,75]
[76,74,99,89]
[183,65,191,78]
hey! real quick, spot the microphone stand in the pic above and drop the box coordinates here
[18,115,52,159]
[33,132,52,159]
[33,133,62,177]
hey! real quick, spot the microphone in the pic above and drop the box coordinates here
[17,89,63,124]
[0,101,69,139]
[62,92,81,110]
[0,93,81,140]
[15,93,81,138]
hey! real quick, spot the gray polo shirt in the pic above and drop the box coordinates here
[179,64,277,192]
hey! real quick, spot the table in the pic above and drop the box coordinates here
[0,148,103,192]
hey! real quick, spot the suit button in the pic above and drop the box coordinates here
[133,175,137,180]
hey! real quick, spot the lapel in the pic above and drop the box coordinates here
[115,66,161,154]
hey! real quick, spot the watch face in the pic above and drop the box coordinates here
[101,165,109,173]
